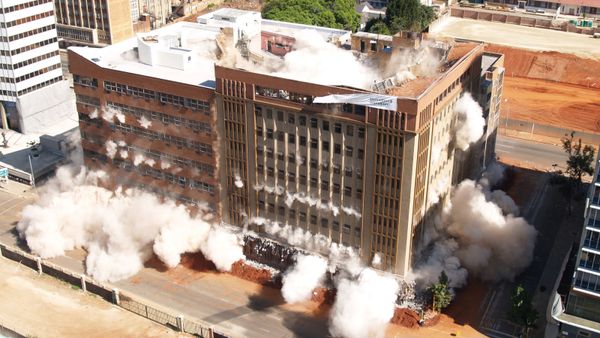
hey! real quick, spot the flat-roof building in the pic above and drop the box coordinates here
[0,0,74,133]
[69,8,504,276]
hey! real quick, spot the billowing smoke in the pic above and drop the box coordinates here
[105,140,117,159]
[329,269,399,338]
[447,180,536,281]
[234,174,244,188]
[138,116,152,129]
[17,166,244,282]
[272,30,378,89]
[454,93,485,151]
[281,254,328,303]
[412,164,537,287]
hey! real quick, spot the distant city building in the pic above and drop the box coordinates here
[552,148,600,337]
[68,9,504,276]
[482,0,599,17]
[53,0,171,47]
[0,0,74,133]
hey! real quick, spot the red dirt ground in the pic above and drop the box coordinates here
[502,76,600,134]
[485,44,600,89]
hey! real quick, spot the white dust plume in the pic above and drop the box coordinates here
[234,174,244,188]
[17,166,244,282]
[105,140,117,159]
[281,254,328,303]
[329,269,399,338]
[454,93,485,151]
[138,116,152,129]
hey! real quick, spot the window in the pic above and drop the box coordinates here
[299,115,306,126]
[278,169,285,179]
[343,224,351,234]
[346,146,353,157]
[266,128,273,139]
[288,114,295,124]
[334,123,342,133]
[257,164,264,173]
[288,154,296,164]
[256,126,263,137]
[289,209,296,219]
[346,125,354,136]
[277,131,284,142]
[278,206,285,216]
[299,212,307,222]
[299,175,307,185]
[300,136,307,146]
[288,134,295,144]
[344,186,352,197]
[277,110,284,121]
[310,118,318,128]
[358,149,364,160]
[333,183,341,194]
[268,203,275,213]
[356,189,363,199]
[321,181,329,191]
[310,138,318,149]
[334,144,341,154]
[321,218,329,228]
[310,177,318,187]
[266,109,273,119]
[310,159,318,169]
[310,215,317,224]
[358,127,365,138]
[323,121,329,131]
[255,107,263,117]
[267,167,274,176]
[332,222,340,231]
[333,165,341,175]
[345,167,353,177]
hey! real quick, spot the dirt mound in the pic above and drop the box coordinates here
[485,44,600,89]
[390,308,421,328]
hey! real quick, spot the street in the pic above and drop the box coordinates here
[496,134,568,171]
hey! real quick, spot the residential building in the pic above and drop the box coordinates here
[68,9,503,276]
[552,150,600,337]
[0,0,74,133]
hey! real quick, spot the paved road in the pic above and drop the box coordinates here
[496,135,567,171]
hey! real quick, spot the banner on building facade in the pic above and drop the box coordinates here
[313,94,397,111]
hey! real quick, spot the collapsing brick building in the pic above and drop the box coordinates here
[69,8,504,277]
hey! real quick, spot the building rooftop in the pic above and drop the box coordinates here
[69,9,482,99]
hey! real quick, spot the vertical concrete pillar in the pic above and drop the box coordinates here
[80,275,87,292]
[112,288,120,305]
[0,103,8,131]
[36,257,42,274]
[176,315,184,332]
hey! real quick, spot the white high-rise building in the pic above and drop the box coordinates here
[0,0,74,133]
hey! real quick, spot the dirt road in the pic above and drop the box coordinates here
[0,256,188,338]
[502,76,600,133]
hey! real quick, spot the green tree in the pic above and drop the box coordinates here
[562,131,595,186]
[385,0,435,33]
[508,284,539,338]
[262,0,361,31]
[365,17,391,35]
[429,271,452,313]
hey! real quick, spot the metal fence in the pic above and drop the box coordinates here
[0,243,219,338]
[500,117,600,145]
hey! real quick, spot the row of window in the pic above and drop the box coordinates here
[112,158,215,194]
[0,75,62,97]
[574,270,600,294]
[256,151,363,178]
[255,86,313,105]
[0,51,59,71]
[257,130,365,159]
[0,37,57,57]
[73,75,98,88]
[580,250,600,271]
[111,121,213,156]
[256,107,366,137]
[76,94,100,107]
[0,24,55,42]
[80,131,215,176]
[102,81,210,112]
[0,0,52,14]
[256,167,363,198]
[584,230,600,252]
[0,10,53,28]
[0,63,60,84]
[107,102,211,134]
[257,201,361,235]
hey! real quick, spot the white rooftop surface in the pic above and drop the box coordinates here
[261,19,351,42]
[69,22,222,89]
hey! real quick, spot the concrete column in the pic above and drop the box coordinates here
[112,288,120,305]
[36,257,42,274]
[176,315,184,332]
[80,275,87,292]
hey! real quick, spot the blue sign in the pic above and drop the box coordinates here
[0,167,7,179]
